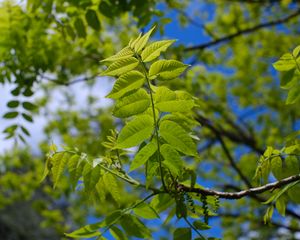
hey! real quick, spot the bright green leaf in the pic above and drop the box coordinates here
[141,40,176,62]
[273,53,296,71]
[101,57,139,76]
[106,71,145,99]
[113,89,150,118]
[116,115,154,149]
[134,26,155,53]
[101,46,134,63]
[161,144,183,176]
[159,120,197,156]
[129,140,157,171]
[149,59,189,81]
[133,202,160,219]
[120,214,151,238]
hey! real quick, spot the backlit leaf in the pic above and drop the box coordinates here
[129,140,157,171]
[149,60,189,81]
[134,26,155,53]
[161,144,183,176]
[101,46,134,63]
[273,53,296,71]
[106,71,145,99]
[141,40,176,62]
[113,89,150,118]
[159,120,197,156]
[101,57,139,76]
[52,152,70,188]
[116,115,154,149]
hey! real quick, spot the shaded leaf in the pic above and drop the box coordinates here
[3,111,18,119]
[7,100,19,108]
[174,228,191,240]
[85,9,100,30]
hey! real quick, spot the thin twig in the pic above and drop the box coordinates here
[185,8,300,51]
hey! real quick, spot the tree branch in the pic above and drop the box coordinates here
[217,134,253,188]
[185,8,300,51]
[196,114,264,154]
[180,174,300,199]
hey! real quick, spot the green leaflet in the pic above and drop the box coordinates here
[154,87,195,112]
[67,154,82,189]
[116,115,154,149]
[159,120,197,156]
[113,89,150,118]
[85,9,100,31]
[173,228,191,240]
[129,140,157,171]
[160,113,199,132]
[103,173,121,204]
[133,202,160,219]
[134,26,155,53]
[193,220,211,230]
[51,152,70,188]
[271,156,299,180]
[146,154,159,188]
[141,40,176,62]
[273,53,296,71]
[150,193,174,213]
[149,59,189,81]
[106,71,145,99]
[120,214,151,238]
[129,33,142,48]
[101,57,139,76]
[101,46,134,63]
[161,144,183,176]
[64,221,102,238]
[154,86,176,102]
[109,226,127,240]
[286,85,300,104]
[65,210,123,238]
[83,164,101,193]
[74,17,86,38]
[293,45,300,58]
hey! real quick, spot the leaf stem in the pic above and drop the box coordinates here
[134,52,167,192]
[184,217,206,240]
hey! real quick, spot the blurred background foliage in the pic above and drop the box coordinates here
[1,0,300,239]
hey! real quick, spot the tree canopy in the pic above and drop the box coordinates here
[1,0,300,239]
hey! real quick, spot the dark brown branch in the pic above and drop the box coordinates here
[180,174,300,199]
[40,74,99,86]
[185,8,300,51]
[196,115,264,154]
